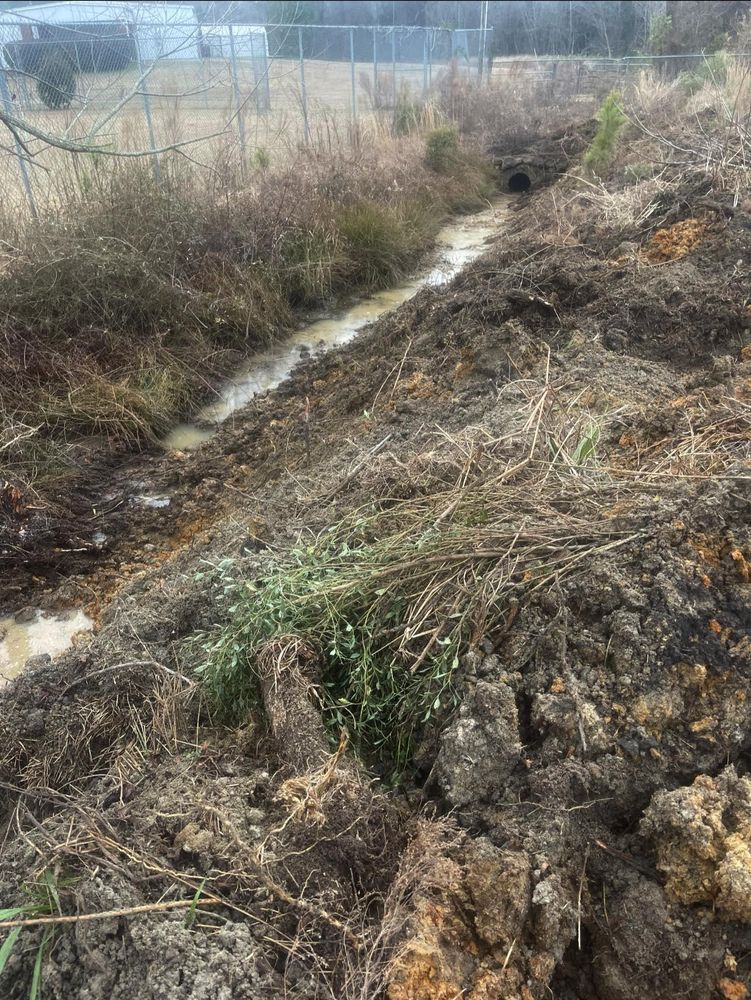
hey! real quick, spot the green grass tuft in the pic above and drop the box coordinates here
[678,50,729,96]
[425,126,460,173]
[0,870,68,1000]
[336,201,426,290]
[393,81,421,136]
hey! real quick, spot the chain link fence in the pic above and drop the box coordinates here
[0,13,492,218]
[0,6,738,220]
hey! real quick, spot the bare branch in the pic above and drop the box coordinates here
[0,106,230,158]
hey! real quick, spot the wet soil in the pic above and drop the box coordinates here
[0,158,750,999]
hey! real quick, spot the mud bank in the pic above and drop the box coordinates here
[0,144,750,999]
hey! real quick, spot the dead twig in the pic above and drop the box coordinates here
[0,898,223,928]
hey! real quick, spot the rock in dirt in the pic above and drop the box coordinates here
[465,837,532,950]
[44,889,284,999]
[433,678,521,807]
[589,877,725,1000]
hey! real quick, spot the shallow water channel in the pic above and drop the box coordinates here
[162,197,511,451]
[0,198,511,678]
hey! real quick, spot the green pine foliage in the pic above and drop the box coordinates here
[583,91,626,176]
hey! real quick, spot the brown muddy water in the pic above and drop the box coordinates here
[163,198,510,450]
[1,198,511,677]
[0,609,93,684]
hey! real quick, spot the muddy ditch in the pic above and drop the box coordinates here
[0,199,513,626]
[0,163,750,1000]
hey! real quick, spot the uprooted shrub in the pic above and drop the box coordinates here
[194,523,466,777]
[195,456,651,776]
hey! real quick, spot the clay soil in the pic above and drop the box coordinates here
[0,135,750,1000]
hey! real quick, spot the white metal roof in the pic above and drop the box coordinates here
[0,3,198,25]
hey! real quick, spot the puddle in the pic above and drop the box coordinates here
[161,424,214,451]
[162,198,511,451]
[0,609,93,684]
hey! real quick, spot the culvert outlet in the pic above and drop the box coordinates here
[508,171,532,192]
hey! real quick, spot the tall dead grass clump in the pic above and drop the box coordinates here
[434,58,591,147]
[630,69,683,121]
[624,53,751,195]
[535,172,670,247]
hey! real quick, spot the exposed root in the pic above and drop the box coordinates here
[202,805,364,952]
[256,634,330,770]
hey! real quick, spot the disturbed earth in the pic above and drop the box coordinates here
[0,143,750,999]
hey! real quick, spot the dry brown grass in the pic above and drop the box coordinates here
[0,659,190,794]
[622,55,751,197]
[620,386,751,479]
[528,54,751,249]
[432,58,596,146]
[534,172,670,246]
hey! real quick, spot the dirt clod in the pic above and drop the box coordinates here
[434,676,521,807]
[642,767,751,920]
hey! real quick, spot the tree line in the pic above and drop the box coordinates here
[2,1,748,57]
[264,0,750,56]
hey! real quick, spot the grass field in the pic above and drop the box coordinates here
[0,55,453,211]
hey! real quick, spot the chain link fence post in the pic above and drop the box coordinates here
[262,34,271,113]
[228,24,247,173]
[391,27,396,107]
[0,61,37,219]
[298,27,309,145]
[135,37,160,185]
[349,26,357,123]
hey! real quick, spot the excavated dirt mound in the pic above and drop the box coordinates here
[0,167,750,999]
